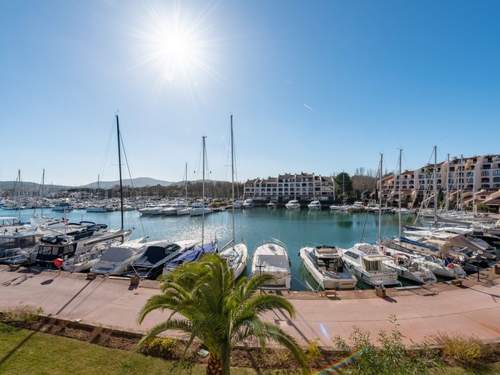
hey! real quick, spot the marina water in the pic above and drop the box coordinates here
[1,207,416,290]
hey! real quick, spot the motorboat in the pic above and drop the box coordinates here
[34,222,129,269]
[162,241,218,274]
[285,200,301,209]
[190,202,212,216]
[307,200,321,210]
[176,207,192,216]
[233,200,244,209]
[251,239,291,290]
[138,206,164,216]
[125,239,198,279]
[62,231,134,272]
[52,202,73,212]
[383,239,466,279]
[379,245,437,284]
[267,201,277,209]
[242,199,254,208]
[90,239,146,275]
[160,206,178,216]
[299,246,357,290]
[86,206,109,213]
[220,242,248,279]
[340,243,401,288]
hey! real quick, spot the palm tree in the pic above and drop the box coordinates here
[138,254,307,375]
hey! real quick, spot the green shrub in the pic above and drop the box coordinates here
[332,320,435,375]
[305,340,322,365]
[138,336,177,358]
[2,306,43,324]
[435,334,488,367]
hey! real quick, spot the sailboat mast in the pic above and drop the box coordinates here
[398,149,402,239]
[230,115,236,245]
[116,115,124,231]
[460,154,464,211]
[433,145,438,227]
[184,162,188,201]
[202,136,206,246]
[41,168,45,217]
[445,153,450,212]
[378,154,383,244]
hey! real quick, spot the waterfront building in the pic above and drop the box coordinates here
[378,154,500,209]
[243,172,335,201]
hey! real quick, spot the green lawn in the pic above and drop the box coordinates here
[0,323,259,375]
[1,323,499,375]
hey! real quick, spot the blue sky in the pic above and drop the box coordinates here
[1,0,499,185]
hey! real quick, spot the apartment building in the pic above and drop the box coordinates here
[243,173,335,200]
[378,154,500,207]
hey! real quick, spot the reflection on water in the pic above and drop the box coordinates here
[1,207,413,291]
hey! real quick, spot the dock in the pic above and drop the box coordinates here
[1,266,499,347]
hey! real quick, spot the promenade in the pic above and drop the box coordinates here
[1,267,499,347]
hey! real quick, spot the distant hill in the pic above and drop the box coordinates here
[82,177,175,189]
[0,181,69,192]
[0,177,230,192]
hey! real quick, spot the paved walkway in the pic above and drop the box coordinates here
[1,268,499,347]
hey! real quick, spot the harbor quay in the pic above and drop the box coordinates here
[1,266,499,347]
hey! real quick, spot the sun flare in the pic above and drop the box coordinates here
[135,6,215,85]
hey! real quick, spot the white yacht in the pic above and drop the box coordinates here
[139,206,163,216]
[160,206,178,216]
[63,231,135,273]
[340,243,401,288]
[86,206,109,213]
[285,200,301,209]
[267,201,277,209]
[34,222,128,269]
[379,246,437,284]
[383,239,466,279]
[242,199,254,208]
[190,202,212,216]
[299,246,357,290]
[90,239,146,275]
[307,200,321,210]
[233,200,244,209]
[176,207,191,216]
[251,239,291,290]
[220,243,248,279]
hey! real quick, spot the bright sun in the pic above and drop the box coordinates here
[135,7,212,85]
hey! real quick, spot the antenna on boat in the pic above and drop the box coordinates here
[116,114,124,233]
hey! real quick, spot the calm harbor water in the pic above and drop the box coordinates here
[1,207,416,290]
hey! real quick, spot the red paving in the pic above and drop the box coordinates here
[1,268,499,347]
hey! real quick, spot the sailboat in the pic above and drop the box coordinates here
[64,115,131,271]
[162,136,217,275]
[176,163,191,215]
[220,115,248,279]
[380,149,436,284]
[341,154,401,288]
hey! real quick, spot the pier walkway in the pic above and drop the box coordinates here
[1,268,499,347]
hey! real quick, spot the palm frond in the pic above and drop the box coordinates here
[138,318,193,347]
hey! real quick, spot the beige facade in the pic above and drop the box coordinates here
[379,154,500,207]
[243,173,334,200]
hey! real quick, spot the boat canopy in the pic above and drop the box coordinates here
[136,244,180,265]
[165,242,217,269]
[100,247,135,262]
